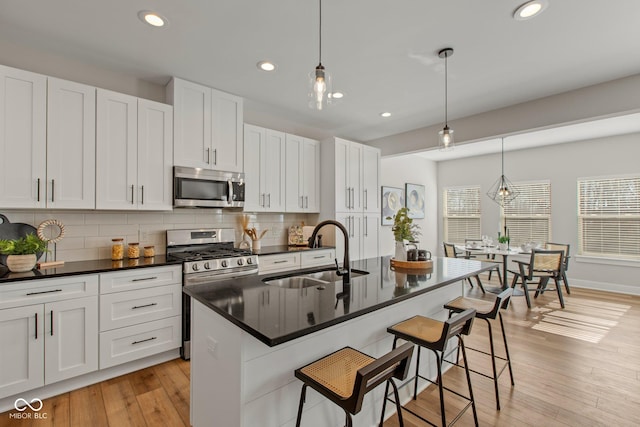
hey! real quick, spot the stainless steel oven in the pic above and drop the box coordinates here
[173,166,245,208]
[167,228,258,360]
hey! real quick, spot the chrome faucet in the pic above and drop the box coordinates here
[308,220,350,284]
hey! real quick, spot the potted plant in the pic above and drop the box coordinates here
[0,234,48,272]
[497,235,510,250]
[390,207,421,261]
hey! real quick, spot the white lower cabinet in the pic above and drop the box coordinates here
[98,266,182,369]
[0,275,99,399]
[258,249,336,274]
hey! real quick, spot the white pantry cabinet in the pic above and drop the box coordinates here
[320,138,381,261]
[0,65,47,208]
[96,89,173,210]
[285,134,320,212]
[168,77,243,172]
[0,275,99,399]
[243,124,286,212]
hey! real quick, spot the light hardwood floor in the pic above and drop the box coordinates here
[2,277,639,427]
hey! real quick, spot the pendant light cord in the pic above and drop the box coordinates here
[444,52,448,126]
[318,0,322,64]
[501,138,505,177]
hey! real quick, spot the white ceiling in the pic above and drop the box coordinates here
[1,1,640,143]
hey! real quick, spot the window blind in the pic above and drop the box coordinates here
[444,186,481,244]
[578,176,640,259]
[502,181,551,246]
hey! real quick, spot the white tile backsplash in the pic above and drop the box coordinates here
[1,210,314,262]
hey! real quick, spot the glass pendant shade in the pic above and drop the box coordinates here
[309,64,331,110]
[438,125,454,151]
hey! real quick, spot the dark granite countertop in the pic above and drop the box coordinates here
[0,255,182,284]
[251,245,335,256]
[184,256,494,347]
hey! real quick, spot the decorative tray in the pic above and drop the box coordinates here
[390,258,433,270]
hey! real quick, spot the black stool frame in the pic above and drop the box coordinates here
[380,309,478,427]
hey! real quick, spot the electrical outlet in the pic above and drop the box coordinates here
[139,230,149,242]
[207,337,218,358]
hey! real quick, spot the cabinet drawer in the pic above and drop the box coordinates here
[0,275,98,310]
[100,265,181,294]
[300,249,336,268]
[100,284,182,331]
[258,253,300,274]
[99,315,181,369]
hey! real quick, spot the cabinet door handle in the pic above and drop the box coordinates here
[313,255,325,259]
[351,188,355,209]
[37,178,41,202]
[131,185,135,205]
[50,310,54,336]
[132,276,158,282]
[51,179,55,203]
[141,185,144,205]
[206,148,211,164]
[345,187,350,209]
[132,302,158,310]
[364,216,368,236]
[267,193,271,208]
[132,336,157,345]
[213,149,217,165]
[26,289,63,296]
[305,196,308,209]
[273,260,288,264]
[300,196,304,208]
[364,189,367,210]
[34,312,38,340]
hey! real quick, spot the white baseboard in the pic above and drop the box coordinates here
[568,278,640,296]
[0,349,180,413]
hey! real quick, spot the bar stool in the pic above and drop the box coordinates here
[294,342,414,427]
[443,288,514,410]
[380,309,478,427]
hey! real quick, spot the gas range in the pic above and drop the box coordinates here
[166,228,258,280]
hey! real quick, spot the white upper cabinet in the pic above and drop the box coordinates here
[285,134,320,212]
[137,99,173,210]
[96,89,173,210]
[361,145,380,214]
[169,78,243,172]
[243,124,285,212]
[47,77,96,209]
[0,65,47,208]
[334,138,362,212]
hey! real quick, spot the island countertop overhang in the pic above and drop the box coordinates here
[183,255,494,347]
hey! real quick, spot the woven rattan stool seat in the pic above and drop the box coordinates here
[388,315,445,345]
[446,296,496,316]
[299,348,374,398]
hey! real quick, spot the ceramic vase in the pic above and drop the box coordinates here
[6,254,37,273]
[394,241,407,261]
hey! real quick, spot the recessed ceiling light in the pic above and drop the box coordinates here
[257,61,276,72]
[380,112,391,118]
[513,0,548,20]
[330,92,344,99]
[138,10,167,27]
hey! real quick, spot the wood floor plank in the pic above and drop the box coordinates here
[126,367,163,396]
[69,384,108,427]
[100,376,146,427]
[136,388,186,427]
[152,361,190,426]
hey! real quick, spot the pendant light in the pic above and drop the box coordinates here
[487,138,520,206]
[438,47,454,151]
[309,0,331,110]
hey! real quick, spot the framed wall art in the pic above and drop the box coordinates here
[405,183,425,219]
[381,186,404,225]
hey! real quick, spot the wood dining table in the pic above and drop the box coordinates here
[457,245,528,295]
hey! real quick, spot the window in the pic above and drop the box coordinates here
[502,181,551,247]
[444,186,481,244]
[578,175,640,259]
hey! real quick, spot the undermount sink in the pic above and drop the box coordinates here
[263,268,370,289]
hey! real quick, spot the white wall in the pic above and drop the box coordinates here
[380,155,438,257]
[437,132,640,295]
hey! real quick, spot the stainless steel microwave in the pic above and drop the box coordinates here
[173,166,245,208]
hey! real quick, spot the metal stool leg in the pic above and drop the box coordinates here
[434,349,447,427]
[414,345,421,400]
[555,278,565,308]
[390,379,405,427]
[459,338,479,427]
[484,318,501,410]
[499,312,515,386]
[344,409,353,427]
[295,384,307,427]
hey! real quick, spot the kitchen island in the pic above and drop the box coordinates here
[184,256,493,427]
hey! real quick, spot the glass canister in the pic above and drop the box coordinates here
[128,242,140,259]
[111,238,124,261]
[143,245,155,258]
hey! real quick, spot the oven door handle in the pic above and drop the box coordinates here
[228,180,234,205]
[184,267,258,285]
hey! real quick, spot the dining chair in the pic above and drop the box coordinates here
[465,238,503,285]
[443,242,486,293]
[545,242,571,294]
[509,249,565,308]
